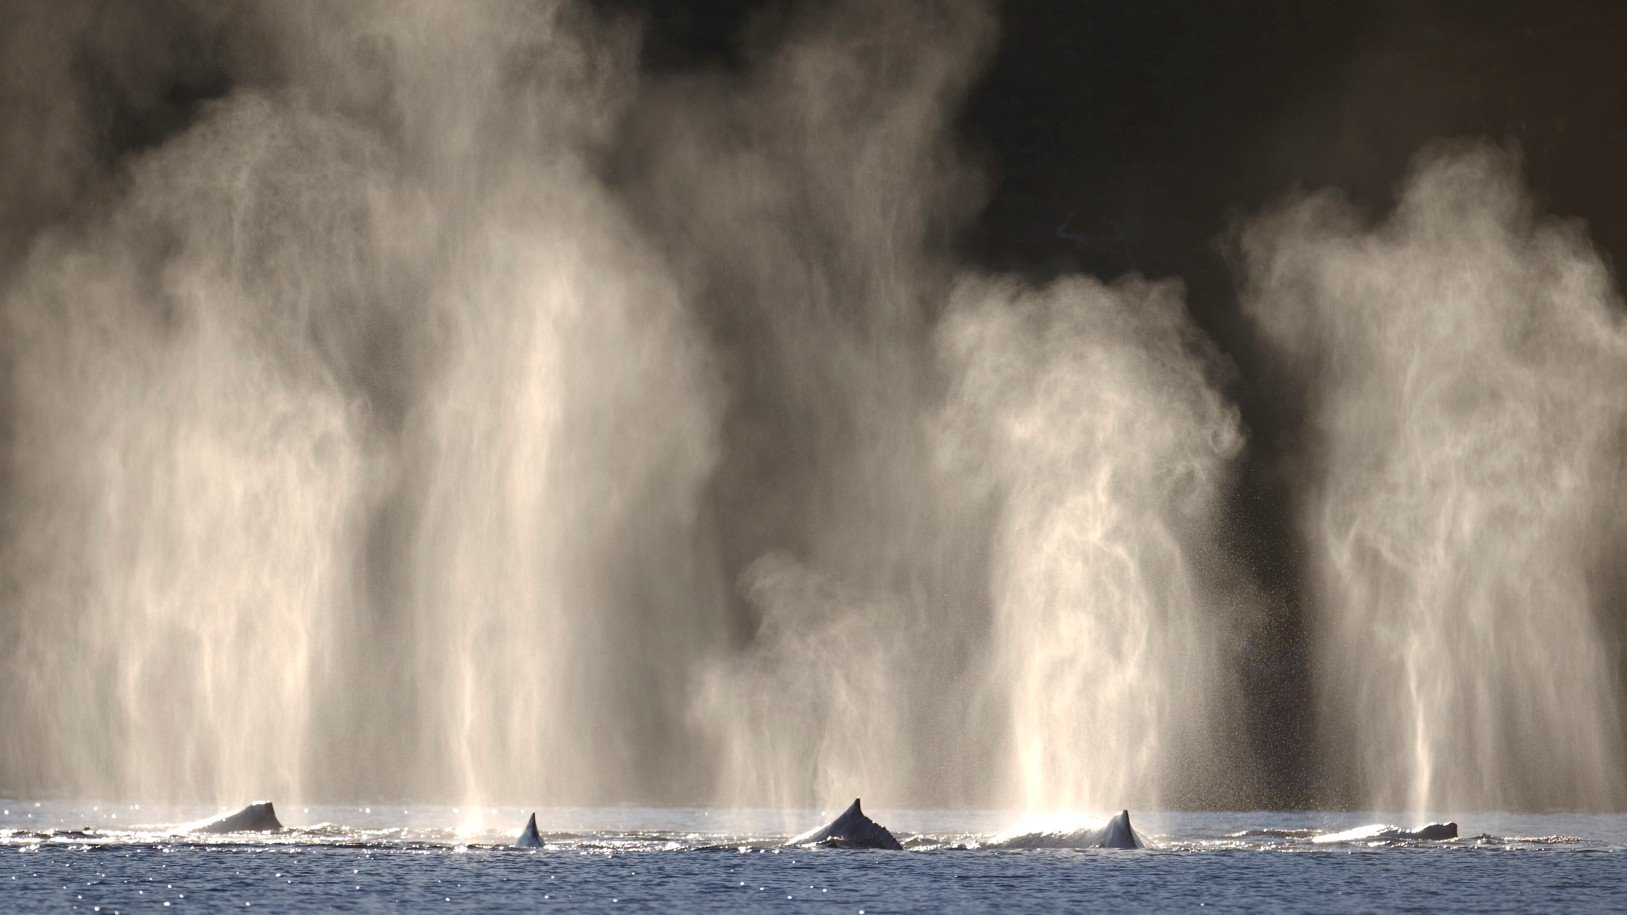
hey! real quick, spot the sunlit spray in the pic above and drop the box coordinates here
[1240,146,1627,813]
[938,275,1244,813]
[0,0,1251,814]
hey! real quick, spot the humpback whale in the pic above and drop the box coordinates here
[186,801,284,834]
[515,812,544,848]
[1312,822,1459,844]
[785,799,904,850]
[1409,822,1459,841]
[993,810,1145,850]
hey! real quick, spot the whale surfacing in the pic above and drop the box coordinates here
[1099,810,1143,849]
[1313,822,1459,844]
[1409,822,1459,841]
[187,801,284,834]
[786,799,903,850]
[994,810,1145,850]
[516,812,544,848]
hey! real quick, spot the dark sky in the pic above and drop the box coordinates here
[634,1,1627,278]
[636,0,1627,509]
[30,0,1627,328]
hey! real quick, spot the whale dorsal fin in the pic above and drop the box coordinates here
[1100,810,1143,849]
[189,801,283,834]
[516,812,543,848]
[785,797,903,850]
[830,799,865,829]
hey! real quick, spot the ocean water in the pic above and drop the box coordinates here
[4,804,1625,913]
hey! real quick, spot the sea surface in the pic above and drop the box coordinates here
[4,803,1625,913]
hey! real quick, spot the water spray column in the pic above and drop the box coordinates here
[938,275,1243,813]
[1240,147,1627,814]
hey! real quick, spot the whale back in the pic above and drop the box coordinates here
[1314,821,1461,844]
[1099,810,1143,849]
[786,799,903,850]
[1410,822,1458,841]
[189,801,284,834]
[994,809,1145,849]
[516,812,544,848]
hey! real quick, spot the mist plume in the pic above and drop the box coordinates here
[1240,145,1627,813]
